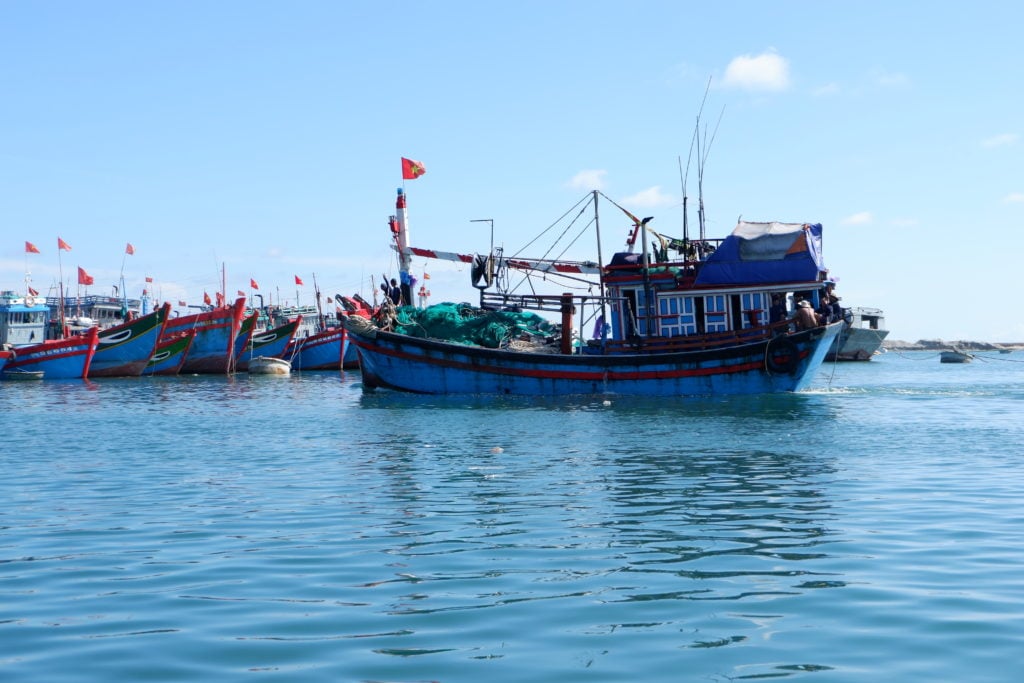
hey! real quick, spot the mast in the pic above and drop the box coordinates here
[639,216,654,337]
[312,273,325,329]
[592,190,608,341]
[395,187,413,305]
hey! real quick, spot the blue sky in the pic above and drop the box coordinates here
[2,1,1021,341]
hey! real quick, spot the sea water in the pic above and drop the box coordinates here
[2,351,1024,682]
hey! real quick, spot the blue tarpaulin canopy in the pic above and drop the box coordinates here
[694,221,824,285]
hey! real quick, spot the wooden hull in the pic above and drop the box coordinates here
[3,327,99,379]
[345,320,841,396]
[289,327,346,371]
[160,297,246,374]
[89,303,170,377]
[144,330,195,376]
[235,316,302,371]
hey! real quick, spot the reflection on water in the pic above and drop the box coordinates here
[3,364,1023,682]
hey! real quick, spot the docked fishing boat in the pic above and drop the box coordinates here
[826,306,889,361]
[3,327,99,379]
[342,188,842,396]
[233,314,302,371]
[1,290,99,379]
[89,302,171,377]
[247,356,292,375]
[159,297,246,374]
[287,326,347,371]
[143,329,195,376]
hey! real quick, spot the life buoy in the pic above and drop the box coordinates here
[765,336,799,375]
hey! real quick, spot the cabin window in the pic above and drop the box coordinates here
[739,292,768,328]
[658,295,697,336]
[703,294,728,333]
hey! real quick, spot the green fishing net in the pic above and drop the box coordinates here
[391,302,557,348]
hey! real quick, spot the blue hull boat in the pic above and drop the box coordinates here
[89,302,171,377]
[160,297,246,374]
[3,327,99,379]
[289,327,346,371]
[346,316,840,396]
[341,185,847,397]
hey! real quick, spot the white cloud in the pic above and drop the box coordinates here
[567,169,607,191]
[1003,192,1024,204]
[721,50,791,91]
[841,212,873,225]
[982,133,1019,148]
[621,186,675,209]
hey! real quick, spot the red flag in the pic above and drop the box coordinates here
[203,291,212,305]
[250,278,259,290]
[145,276,154,283]
[401,157,426,180]
[237,289,246,297]
[215,292,225,307]
[126,242,135,255]
[28,286,39,296]
[294,275,304,286]
[25,241,40,254]
[178,300,187,307]
[58,237,72,251]
[77,266,94,286]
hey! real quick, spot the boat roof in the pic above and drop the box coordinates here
[694,221,825,286]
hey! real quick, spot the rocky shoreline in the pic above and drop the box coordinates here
[882,339,1024,352]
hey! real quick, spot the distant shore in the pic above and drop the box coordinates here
[882,339,1024,351]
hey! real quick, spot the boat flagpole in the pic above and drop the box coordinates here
[395,187,412,305]
[56,236,70,337]
[592,191,608,342]
[396,157,426,306]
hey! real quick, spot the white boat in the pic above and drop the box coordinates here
[247,356,292,375]
[826,306,889,361]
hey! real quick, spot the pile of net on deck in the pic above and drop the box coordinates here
[391,302,558,349]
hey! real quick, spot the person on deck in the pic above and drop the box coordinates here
[769,294,787,325]
[817,295,835,324]
[387,278,402,306]
[794,300,819,330]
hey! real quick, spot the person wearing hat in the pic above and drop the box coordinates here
[794,299,819,330]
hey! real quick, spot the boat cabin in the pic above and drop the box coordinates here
[600,221,830,344]
[0,291,50,348]
[46,294,143,330]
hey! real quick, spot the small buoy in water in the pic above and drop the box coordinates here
[602,400,612,406]
[490,446,504,454]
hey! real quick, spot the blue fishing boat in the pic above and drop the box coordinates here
[1,290,99,379]
[2,327,99,379]
[89,302,171,377]
[236,313,303,368]
[342,189,842,396]
[160,297,246,374]
[143,329,195,376]
[288,326,347,371]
